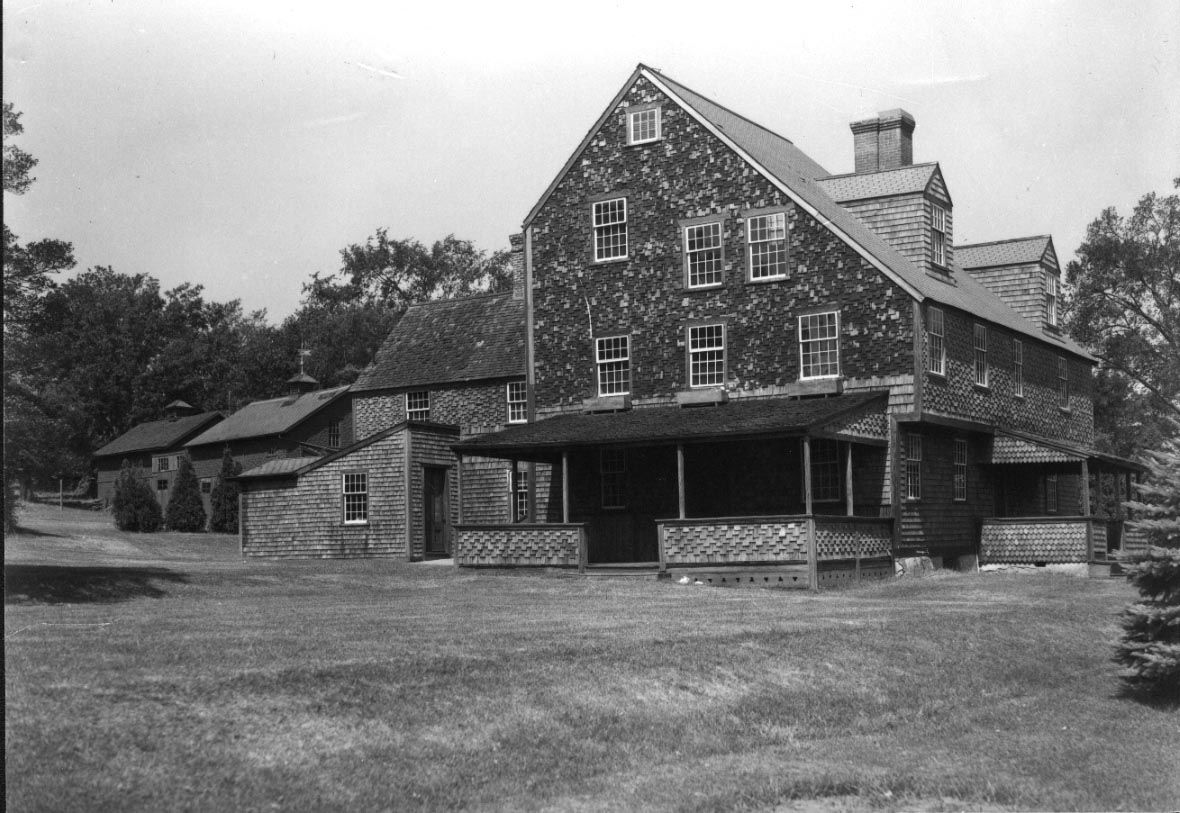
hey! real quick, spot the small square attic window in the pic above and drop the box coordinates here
[628,107,661,145]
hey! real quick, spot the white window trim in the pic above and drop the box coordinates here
[798,311,841,381]
[406,390,430,422]
[932,204,948,268]
[905,434,922,501]
[927,306,946,376]
[595,335,631,397]
[1058,356,1070,408]
[342,472,368,525]
[506,381,527,424]
[1045,272,1059,327]
[508,468,529,522]
[627,106,661,145]
[953,439,968,502]
[592,197,628,263]
[684,221,724,289]
[1013,339,1024,398]
[1046,473,1059,513]
[973,324,989,388]
[687,323,726,389]
[746,211,788,282]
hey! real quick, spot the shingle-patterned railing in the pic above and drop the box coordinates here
[814,516,894,560]
[979,516,1110,564]
[454,523,587,569]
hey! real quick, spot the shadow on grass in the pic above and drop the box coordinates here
[9,526,65,539]
[4,565,188,605]
[1114,682,1180,710]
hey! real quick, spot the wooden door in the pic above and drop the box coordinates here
[424,466,449,556]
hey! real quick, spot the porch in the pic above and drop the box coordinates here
[452,391,896,587]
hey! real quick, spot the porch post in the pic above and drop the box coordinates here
[676,443,686,520]
[1125,472,1133,520]
[1080,458,1091,516]
[802,435,813,515]
[561,451,570,524]
[456,452,464,525]
[845,441,854,517]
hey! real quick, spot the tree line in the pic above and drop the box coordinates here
[3,103,512,505]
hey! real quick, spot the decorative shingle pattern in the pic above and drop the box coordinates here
[661,519,809,565]
[814,518,894,559]
[186,386,351,448]
[816,164,939,202]
[94,411,223,458]
[352,293,525,392]
[956,236,1052,270]
[979,519,1088,564]
[454,525,583,567]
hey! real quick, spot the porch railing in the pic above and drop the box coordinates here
[979,516,1113,564]
[454,523,588,569]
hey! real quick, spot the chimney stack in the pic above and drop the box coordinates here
[509,232,525,301]
[850,109,915,173]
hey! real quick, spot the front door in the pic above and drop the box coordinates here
[423,466,450,556]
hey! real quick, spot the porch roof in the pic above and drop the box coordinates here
[988,429,1145,471]
[456,391,888,457]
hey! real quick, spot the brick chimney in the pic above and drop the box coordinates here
[509,232,525,300]
[850,109,916,173]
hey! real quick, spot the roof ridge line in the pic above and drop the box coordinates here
[956,235,1052,249]
[645,66,801,148]
[406,290,512,310]
[819,162,939,180]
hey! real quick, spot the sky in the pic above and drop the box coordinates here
[4,0,1177,322]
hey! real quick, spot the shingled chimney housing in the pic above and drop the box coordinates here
[851,109,916,173]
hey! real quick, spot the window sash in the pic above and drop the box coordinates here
[1013,340,1024,396]
[154,456,173,473]
[905,434,922,500]
[927,307,945,375]
[973,324,988,387]
[1046,474,1058,513]
[327,421,340,448]
[685,222,723,288]
[1058,357,1069,407]
[628,107,660,144]
[600,449,626,509]
[798,312,840,379]
[747,213,787,280]
[1045,273,1059,326]
[343,472,368,524]
[596,336,631,396]
[810,439,841,503]
[953,439,968,502]
[593,198,628,261]
[512,469,529,522]
[507,382,527,424]
[406,391,430,421]
[932,205,947,267]
[688,324,725,388]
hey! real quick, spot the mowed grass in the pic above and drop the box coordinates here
[5,505,1179,812]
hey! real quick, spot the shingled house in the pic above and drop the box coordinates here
[450,64,1141,582]
[237,290,539,558]
[93,400,223,513]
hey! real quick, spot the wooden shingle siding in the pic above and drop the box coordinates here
[965,262,1044,323]
[839,194,927,270]
[460,456,512,524]
[407,427,461,560]
[241,431,408,558]
[354,379,523,440]
[980,518,1088,563]
[899,428,991,556]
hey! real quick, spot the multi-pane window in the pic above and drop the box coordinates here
[747,212,787,280]
[595,336,631,396]
[810,439,841,503]
[1045,272,1059,326]
[1013,339,1024,397]
[343,472,368,524]
[600,449,626,509]
[685,222,723,288]
[973,324,988,387]
[406,391,430,421]
[156,479,168,492]
[1046,474,1058,513]
[932,204,947,267]
[1058,356,1069,407]
[512,469,529,522]
[798,311,840,379]
[688,324,725,388]
[200,478,212,495]
[905,434,922,501]
[507,381,527,424]
[154,455,173,473]
[628,107,660,144]
[592,198,628,262]
[327,420,340,448]
[927,306,945,375]
[953,439,968,502]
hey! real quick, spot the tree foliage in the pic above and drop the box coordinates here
[209,448,241,534]
[2,102,37,195]
[164,455,206,532]
[1065,180,1180,458]
[112,460,162,532]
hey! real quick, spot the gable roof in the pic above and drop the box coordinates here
[351,292,525,393]
[185,385,350,448]
[816,163,942,203]
[93,411,223,459]
[523,64,1092,361]
[956,236,1054,270]
[458,391,887,456]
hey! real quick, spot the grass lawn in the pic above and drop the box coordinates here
[5,503,1179,812]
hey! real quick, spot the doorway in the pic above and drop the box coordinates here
[423,465,450,557]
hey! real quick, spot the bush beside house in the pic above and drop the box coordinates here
[112,459,162,532]
[164,456,206,532]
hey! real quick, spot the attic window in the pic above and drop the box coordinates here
[931,204,948,268]
[627,106,661,145]
[1045,272,1059,326]
[407,391,430,422]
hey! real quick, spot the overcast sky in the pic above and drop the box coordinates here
[4,0,1177,321]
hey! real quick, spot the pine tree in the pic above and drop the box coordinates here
[164,455,206,532]
[208,447,241,534]
[1114,420,1180,695]
[112,459,162,532]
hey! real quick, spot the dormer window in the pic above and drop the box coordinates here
[931,204,948,268]
[1045,272,1059,326]
[627,106,661,145]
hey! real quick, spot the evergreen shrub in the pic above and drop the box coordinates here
[165,455,206,532]
[209,448,241,534]
[112,459,162,532]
